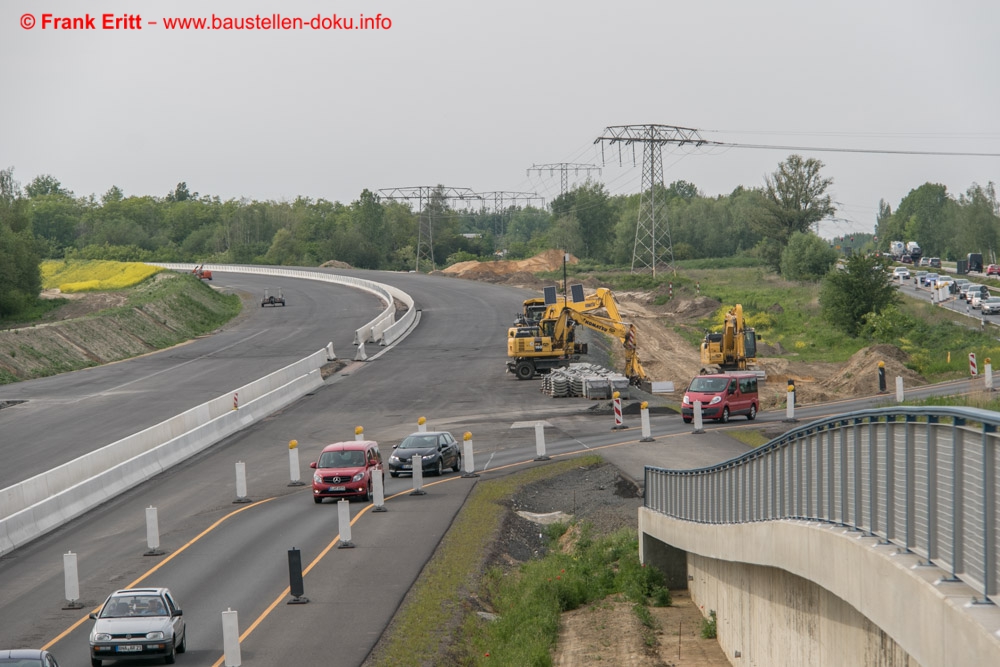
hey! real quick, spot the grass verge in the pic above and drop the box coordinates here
[367,456,672,667]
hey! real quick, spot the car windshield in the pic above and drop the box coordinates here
[102,594,166,617]
[688,377,729,392]
[319,450,366,468]
[399,435,438,449]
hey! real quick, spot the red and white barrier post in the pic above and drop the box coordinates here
[233,392,238,411]
[611,391,627,430]
[970,352,979,376]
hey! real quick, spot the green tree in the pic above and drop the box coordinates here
[551,181,616,262]
[25,174,71,198]
[819,253,899,336]
[896,183,952,258]
[0,167,41,317]
[751,155,835,270]
[780,231,838,281]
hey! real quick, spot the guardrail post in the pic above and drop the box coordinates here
[462,432,479,477]
[337,499,355,548]
[62,552,82,609]
[144,506,164,556]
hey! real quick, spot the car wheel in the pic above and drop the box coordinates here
[313,497,322,504]
[434,459,443,476]
[720,407,730,423]
[452,454,462,473]
[176,630,187,654]
[91,660,102,667]
[682,417,692,424]
[515,361,534,380]
[164,643,175,664]
[390,471,398,478]
[365,481,373,502]
[747,404,757,421]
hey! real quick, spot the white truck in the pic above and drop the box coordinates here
[906,241,922,263]
[890,241,905,259]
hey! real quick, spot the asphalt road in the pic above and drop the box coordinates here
[0,268,988,666]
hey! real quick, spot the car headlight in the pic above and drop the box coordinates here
[352,472,365,482]
[709,396,722,405]
[93,633,112,642]
[389,455,399,463]
[146,631,165,640]
[682,394,690,405]
[313,472,322,483]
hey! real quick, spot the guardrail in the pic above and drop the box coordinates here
[0,266,417,555]
[644,406,999,603]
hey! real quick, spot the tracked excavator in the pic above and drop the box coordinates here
[699,304,760,374]
[507,286,651,388]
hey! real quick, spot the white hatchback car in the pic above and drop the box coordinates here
[892,266,910,280]
[89,587,186,666]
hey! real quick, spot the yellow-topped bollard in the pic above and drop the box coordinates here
[417,416,427,432]
[464,432,472,441]
[355,426,364,441]
[287,439,304,486]
[289,439,298,450]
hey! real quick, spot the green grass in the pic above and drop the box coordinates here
[367,456,672,667]
[0,298,68,329]
[725,429,771,449]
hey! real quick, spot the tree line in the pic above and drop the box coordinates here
[2,157,997,322]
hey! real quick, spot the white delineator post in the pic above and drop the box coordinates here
[144,506,163,556]
[288,440,304,486]
[692,400,705,434]
[355,426,364,441]
[234,461,250,503]
[783,384,797,422]
[336,499,355,548]
[372,470,387,512]
[534,422,550,461]
[986,357,994,391]
[639,401,653,442]
[222,608,241,666]
[896,376,904,402]
[410,455,426,495]
[462,432,479,477]
[63,551,82,609]
[417,416,427,432]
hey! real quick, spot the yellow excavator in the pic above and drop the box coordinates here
[508,287,651,388]
[699,304,759,373]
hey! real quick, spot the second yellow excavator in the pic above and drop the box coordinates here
[699,304,759,373]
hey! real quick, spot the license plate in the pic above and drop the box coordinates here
[117,645,142,653]
[401,464,411,470]
[328,486,346,492]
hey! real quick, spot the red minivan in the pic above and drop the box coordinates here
[310,440,383,503]
[681,374,759,423]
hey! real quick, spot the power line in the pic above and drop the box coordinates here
[378,186,482,272]
[526,163,601,195]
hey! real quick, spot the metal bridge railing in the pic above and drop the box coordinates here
[645,406,999,603]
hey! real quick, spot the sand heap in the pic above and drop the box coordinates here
[441,249,577,280]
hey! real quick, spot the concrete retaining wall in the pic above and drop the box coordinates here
[639,507,1000,667]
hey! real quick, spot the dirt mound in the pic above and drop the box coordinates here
[442,249,577,278]
[663,295,722,320]
[320,260,353,269]
[820,344,924,396]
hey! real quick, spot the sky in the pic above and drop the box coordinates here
[4,0,1000,240]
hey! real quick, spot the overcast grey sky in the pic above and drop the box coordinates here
[4,0,999,239]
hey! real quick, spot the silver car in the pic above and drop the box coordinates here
[89,588,186,666]
[981,297,1000,315]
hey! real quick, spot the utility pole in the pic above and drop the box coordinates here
[594,124,715,276]
[477,191,546,239]
[378,186,481,272]
[526,163,602,196]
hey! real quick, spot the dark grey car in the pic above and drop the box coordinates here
[388,431,462,477]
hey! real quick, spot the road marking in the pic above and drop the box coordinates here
[42,497,276,651]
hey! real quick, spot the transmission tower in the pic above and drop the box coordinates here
[378,186,481,272]
[526,163,602,195]
[477,191,546,238]
[594,124,715,276]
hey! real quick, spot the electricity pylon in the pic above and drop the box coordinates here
[378,186,481,272]
[477,191,546,238]
[594,124,714,275]
[526,163,601,195]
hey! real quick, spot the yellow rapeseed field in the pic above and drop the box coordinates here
[41,260,163,293]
